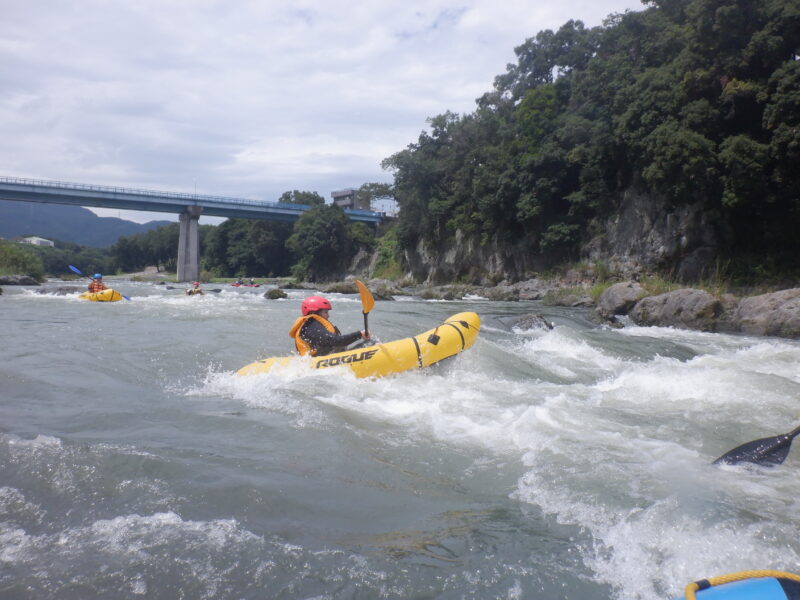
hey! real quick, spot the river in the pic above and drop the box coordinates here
[1,281,799,599]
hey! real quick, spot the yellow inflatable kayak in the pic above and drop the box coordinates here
[79,289,124,302]
[237,311,480,379]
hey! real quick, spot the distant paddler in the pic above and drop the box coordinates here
[186,281,204,296]
[69,265,130,301]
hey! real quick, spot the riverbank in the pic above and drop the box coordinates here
[276,274,800,339]
[4,269,799,339]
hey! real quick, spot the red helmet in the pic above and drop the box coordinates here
[193,281,199,286]
[301,295,331,315]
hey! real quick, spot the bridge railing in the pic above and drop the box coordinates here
[0,174,283,208]
[0,174,384,218]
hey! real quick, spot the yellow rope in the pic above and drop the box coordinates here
[684,570,800,599]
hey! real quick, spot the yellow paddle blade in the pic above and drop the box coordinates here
[355,279,375,314]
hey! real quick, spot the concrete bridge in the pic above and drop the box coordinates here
[0,176,384,281]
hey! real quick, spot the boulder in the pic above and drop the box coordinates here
[369,287,398,301]
[322,281,359,294]
[363,278,403,300]
[630,288,721,331]
[482,285,520,301]
[510,278,553,301]
[596,282,645,320]
[735,288,800,338]
[0,275,40,285]
[542,289,593,307]
[34,286,83,295]
[264,288,288,299]
[512,313,554,331]
[279,281,313,290]
[715,293,741,333]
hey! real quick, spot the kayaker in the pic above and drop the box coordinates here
[87,273,107,292]
[236,277,244,285]
[186,281,204,296]
[290,295,370,357]
[249,278,255,285]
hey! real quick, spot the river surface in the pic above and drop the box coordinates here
[1,280,799,599]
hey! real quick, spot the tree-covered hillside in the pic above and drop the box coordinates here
[383,0,800,279]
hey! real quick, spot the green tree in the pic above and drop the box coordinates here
[278,190,325,206]
[111,236,146,273]
[718,134,770,207]
[30,240,114,277]
[202,219,293,277]
[286,204,355,281]
[0,240,46,280]
[355,182,394,209]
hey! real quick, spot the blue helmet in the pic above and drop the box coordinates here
[93,273,102,279]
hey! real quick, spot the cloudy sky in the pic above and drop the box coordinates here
[1,0,644,223]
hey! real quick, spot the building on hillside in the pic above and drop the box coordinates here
[19,236,54,247]
[372,197,399,218]
[331,189,371,211]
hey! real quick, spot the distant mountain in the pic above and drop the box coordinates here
[0,200,174,247]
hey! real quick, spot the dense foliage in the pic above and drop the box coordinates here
[104,184,384,279]
[0,239,114,280]
[0,240,46,280]
[286,204,374,281]
[277,190,325,206]
[383,0,800,270]
[112,224,181,273]
[202,219,294,277]
[32,241,115,278]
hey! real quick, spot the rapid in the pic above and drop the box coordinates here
[1,281,799,599]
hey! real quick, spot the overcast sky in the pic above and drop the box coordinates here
[1,0,644,223]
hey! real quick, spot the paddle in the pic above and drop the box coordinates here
[713,424,800,466]
[355,279,375,337]
[68,265,131,301]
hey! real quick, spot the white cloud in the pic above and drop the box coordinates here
[0,0,644,223]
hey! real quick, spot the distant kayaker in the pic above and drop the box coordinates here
[236,278,244,285]
[87,273,107,292]
[186,281,204,296]
[290,295,370,357]
[249,278,255,285]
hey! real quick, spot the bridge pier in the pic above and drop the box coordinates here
[177,206,203,282]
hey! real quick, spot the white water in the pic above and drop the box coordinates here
[1,281,799,599]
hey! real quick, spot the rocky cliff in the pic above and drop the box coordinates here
[582,189,723,282]
[400,188,722,284]
[403,230,542,285]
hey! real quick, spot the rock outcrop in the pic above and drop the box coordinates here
[512,313,554,331]
[594,282,800,339]
[582,189,721,281]
[264,288,288,299]
[404,230,541,285]
[595,282,645,321]
[397,188,722,286]
[735,289,800,338]
[630,289,722,331]
[0,275,40,285]
[33,286,84,295]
